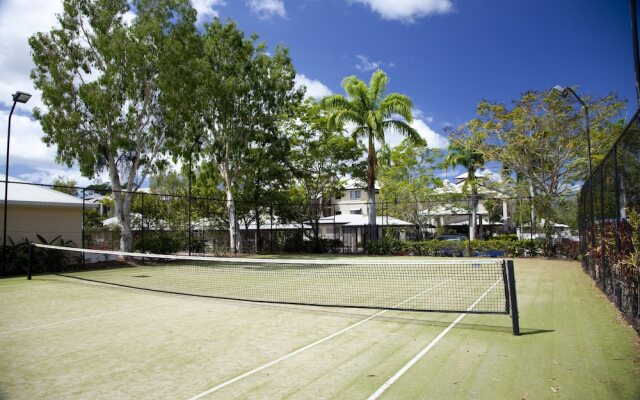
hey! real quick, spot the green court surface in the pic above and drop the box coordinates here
[0,258,638,399]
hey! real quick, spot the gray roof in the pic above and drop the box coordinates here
[0,175,97,208]
[316,214,413,226]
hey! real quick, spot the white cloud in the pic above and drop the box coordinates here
[294,74,332,99]
[246,0,286,19]
[0,0,63,110]
[355,55,395,72]
[411,118,449,148]
[0,110,57,169]
[350,0,453,23]
[18,168,97,187]
[191,0,224,22]
[343,117,448,150]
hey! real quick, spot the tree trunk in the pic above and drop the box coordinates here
[108,157,134,252]
[470,190,478,241]
[219,160,242,254]
[529,182,536,240]
[367,133,377,240]
[255,204,261,253]
[119,194,133,252]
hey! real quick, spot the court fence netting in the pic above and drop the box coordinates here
[27,243,520,335]
[578,108,640,333]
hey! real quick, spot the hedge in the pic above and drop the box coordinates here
[366,239,547,257]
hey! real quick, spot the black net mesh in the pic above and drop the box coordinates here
[30,244,510,315]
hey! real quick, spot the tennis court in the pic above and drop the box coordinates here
[1,255,638,399]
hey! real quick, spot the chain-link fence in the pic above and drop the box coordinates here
[1,177,579,267]
[579,109,640,333]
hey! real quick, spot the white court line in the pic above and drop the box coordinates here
[0,303,174,336]
[185,269,473,400]
[366,278,503,400]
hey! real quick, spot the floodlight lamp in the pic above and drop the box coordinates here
[552,85,568,97]
[12,91,32,104]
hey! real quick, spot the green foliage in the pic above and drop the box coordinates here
[134,232,183,254]
[366,238,544,257]
[1,235,78,276]
[29,0,200,251]
[321,69,423,228]
[52,176,78,196]
[378,138,441,239]
[473,90,626,196]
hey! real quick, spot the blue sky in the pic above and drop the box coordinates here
[0,0,636,185]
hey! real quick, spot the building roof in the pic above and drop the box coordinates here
[316,214,413,226]
[0,175,97,208]
[341,178,380,191]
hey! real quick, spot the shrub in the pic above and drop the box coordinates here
[134,232,184,254]
[366,238,546,257]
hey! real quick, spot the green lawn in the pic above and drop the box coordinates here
[0,258,637,399]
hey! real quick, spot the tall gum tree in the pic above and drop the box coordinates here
[29,0,197,251]
[192,19,301,253]
[321,70,422,239]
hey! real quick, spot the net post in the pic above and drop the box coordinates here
[506,260,520,336]
[27,242,33,280]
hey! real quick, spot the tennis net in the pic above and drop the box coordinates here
[28,243,520,334]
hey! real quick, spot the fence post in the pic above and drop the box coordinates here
[82,188,85,248]
[506,260,520,336]
[599,166,607,277]
[141,192,145,253]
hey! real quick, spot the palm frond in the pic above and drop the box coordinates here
[368,70,389,108]
[382,120,423,145]
[380,94,414,122]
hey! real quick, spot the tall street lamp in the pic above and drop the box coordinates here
[188,136,205,255]
[3,91,32,270]
[553,85,595,246]
[552,85,592,177]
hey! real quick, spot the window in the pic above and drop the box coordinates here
[350,209,362,215]
[335,211,342,215]
[350,190,361,200]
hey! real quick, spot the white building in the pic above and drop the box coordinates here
[426,169,516,238]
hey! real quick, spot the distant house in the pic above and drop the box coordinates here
[315,213,413,252]
[0,175,98,246]
[517,219,573,242]
[426,169,516,238]
[321,179,380,216]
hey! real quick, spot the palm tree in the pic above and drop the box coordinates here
[321,70,423,239]
[444,138,486,241]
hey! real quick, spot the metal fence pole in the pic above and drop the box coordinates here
[613,145,621,252]
[141,192,145,253]
[506,260,520,336]
[599,166,606,275]
[81,188,85,249]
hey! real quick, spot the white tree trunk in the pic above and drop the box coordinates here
[470,192,478,241]
[108,157,135,252]
[529,182,536,240]
[219,160,242,254]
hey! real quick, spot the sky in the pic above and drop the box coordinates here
[0,0,636,186]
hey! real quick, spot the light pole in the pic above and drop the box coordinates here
[553,85,592,177]
[3,91,31,270]
[553,85,595,246]
[188,136,205,255]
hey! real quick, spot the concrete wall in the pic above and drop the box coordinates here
[0,205,84,246]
